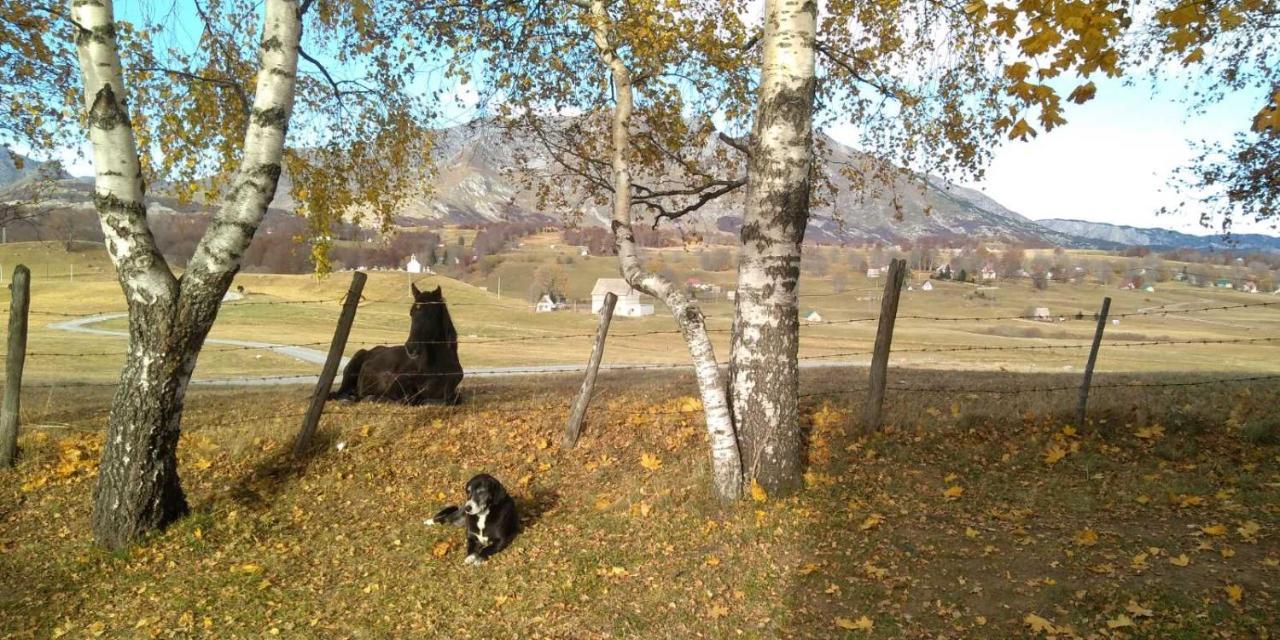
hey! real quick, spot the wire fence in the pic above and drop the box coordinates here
[4,282,1279,420]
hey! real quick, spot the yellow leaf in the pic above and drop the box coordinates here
[859,513,884,531]
[1224,584,1243,604]
[1220,546,1236,558]
[798,562,820,575]
[535,437,549,450]
[750,480,768,503]
[704,555,721,567]
[1074,528,1099,546]
[639,453,662,471]
[965,527,980,539]
[1107,614,1134,629]
[943,485,964,500]
[1024,613,1057,634]
[1044,446,1067,465]
[1169,554,1191,567]
[1131,552,1149,569]
[236,563,263,574]
[835,616,874,631]
[1135,425,1165,440]
[192,458,212,471]
[1125,600,1154,618]
[1201,523,1228,537]
[432,541,451,558]
[707,604,729,619]
[1237,520,1261,541]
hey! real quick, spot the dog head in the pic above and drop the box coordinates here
[462,473,507,516]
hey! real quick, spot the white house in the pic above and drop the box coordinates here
[1032,307,1052,321]
[921,280,934,291]
[981,265,997,281]
[406,254,423,274]
[591,278,655,317]
[866,267,881,279]
[535,295,557,313]
[804,310,823,322]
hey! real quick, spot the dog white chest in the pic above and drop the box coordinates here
[473,511,489,545]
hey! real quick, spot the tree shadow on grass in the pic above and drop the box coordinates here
[221,427,339,511]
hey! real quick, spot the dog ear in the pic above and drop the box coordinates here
[411,282,422,299]
[489,478,509,503]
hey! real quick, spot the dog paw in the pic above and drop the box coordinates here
[422,518,437,526]
[463,554,484,566]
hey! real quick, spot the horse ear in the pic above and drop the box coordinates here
[411,282,422,299]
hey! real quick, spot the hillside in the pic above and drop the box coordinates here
[1038,218,1280,252]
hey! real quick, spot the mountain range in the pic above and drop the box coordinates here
[4,125,1277,252]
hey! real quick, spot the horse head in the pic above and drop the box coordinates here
[407,283,449,358]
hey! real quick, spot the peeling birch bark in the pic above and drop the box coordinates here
[730,0,817,495]
[73,0,303,549]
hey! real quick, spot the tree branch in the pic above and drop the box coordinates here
[136,66,251,115]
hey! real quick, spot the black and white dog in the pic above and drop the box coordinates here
[424,473,519,565]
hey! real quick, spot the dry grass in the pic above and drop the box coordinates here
[1,369,1277,638]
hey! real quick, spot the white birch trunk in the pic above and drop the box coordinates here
[588,0,742,501]
[72,0,303,549]
[730,0,817,494]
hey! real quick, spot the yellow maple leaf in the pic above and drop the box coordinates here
[1224,584,1243,604]
[1135,425,1165,440]
[639,453,662,471]
[859,513,884,531]
[1044,446,1067,465]
[1074,528,1099,546]
[1024,613,1057,634]
[1201,523,1228,537]
[1125,600,1154,618]
[707,604,729,619]
[1131,552,1149,569]
[1107,614,1134,629]
[192,458,213,471]
[943,485,964,500]
[704,555,721,567]
[749,479,768,503]
[834,616,874,631]
[965,527,980,539]
[432,541,451,558]
[1236,520,1261,541]
[798,563,820,575]
[1169,554,1191,567]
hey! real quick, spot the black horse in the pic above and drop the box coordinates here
[331,283,464,404]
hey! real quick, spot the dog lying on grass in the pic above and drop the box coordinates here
[424,473,519,565]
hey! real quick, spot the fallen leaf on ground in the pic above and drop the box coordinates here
[835,616,874,631]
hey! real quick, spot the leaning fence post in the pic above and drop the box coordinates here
[863,258,907,433]
[563,292,616,448]
[1075,296,1111,427]
[293,271,367,457]
[1,265,31,467]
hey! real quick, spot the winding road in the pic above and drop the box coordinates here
[47,307,868,387]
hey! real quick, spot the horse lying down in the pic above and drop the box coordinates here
[330,283,464,405]
[424,473,519,565]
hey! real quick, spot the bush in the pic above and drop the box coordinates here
[1242,417,1280,446]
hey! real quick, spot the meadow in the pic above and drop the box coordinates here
[1,239,1278,638]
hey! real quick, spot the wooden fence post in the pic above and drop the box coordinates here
[863,258,907,432]
[1075,296,1111,427]
[563,292,616,448]
[293,271,367,457]
[1,265,31,467]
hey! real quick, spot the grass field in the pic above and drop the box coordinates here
[1,369,1277,638]
[2,241,1279,391]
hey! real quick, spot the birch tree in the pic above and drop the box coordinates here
[57,0,430,549]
